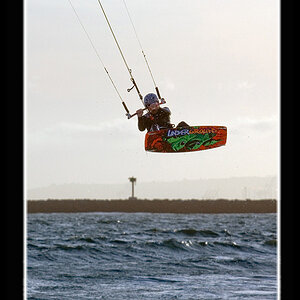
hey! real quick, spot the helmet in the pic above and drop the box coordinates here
[144,93,159,107]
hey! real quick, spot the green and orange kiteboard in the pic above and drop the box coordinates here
[145,126,227,153]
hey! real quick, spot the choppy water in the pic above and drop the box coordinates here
[27,213,277,299]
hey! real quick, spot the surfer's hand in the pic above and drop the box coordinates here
[136,109,144,117]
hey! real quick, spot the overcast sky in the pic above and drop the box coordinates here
[25,0,279,190]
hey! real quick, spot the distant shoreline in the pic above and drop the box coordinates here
[27,199,277,214]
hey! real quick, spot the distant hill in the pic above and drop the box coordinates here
[27,176,277,200]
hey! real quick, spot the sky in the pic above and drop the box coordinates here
[25,0,279,190]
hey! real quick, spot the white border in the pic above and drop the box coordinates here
[277,0,281,299]
[23,1,27,299]
[23,1,281,299]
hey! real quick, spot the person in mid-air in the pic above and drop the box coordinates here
[136,93,189,132]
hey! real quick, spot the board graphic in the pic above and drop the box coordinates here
[145,126,227,153]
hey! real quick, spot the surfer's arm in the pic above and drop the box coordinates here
[161,107,171,115]
[136,109,144,118]
[138,116,149,131]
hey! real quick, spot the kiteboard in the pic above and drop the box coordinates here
[145,126,227,153]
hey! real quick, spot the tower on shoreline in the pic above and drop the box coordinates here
[128,177,137,200]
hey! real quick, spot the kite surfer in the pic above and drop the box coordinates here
[136,93,189,132]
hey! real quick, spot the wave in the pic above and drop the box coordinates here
[28,235,274,259]
[27,213,277,300]
[144,238,239,252]
[178,229,220,237]
[148,227,220,237]
[264,239,277,246]
[55,243,85,251]
[213,241,241,248]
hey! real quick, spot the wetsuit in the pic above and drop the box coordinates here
[138,107,173,132]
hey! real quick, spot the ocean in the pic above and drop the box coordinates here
[27,213,277,299]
